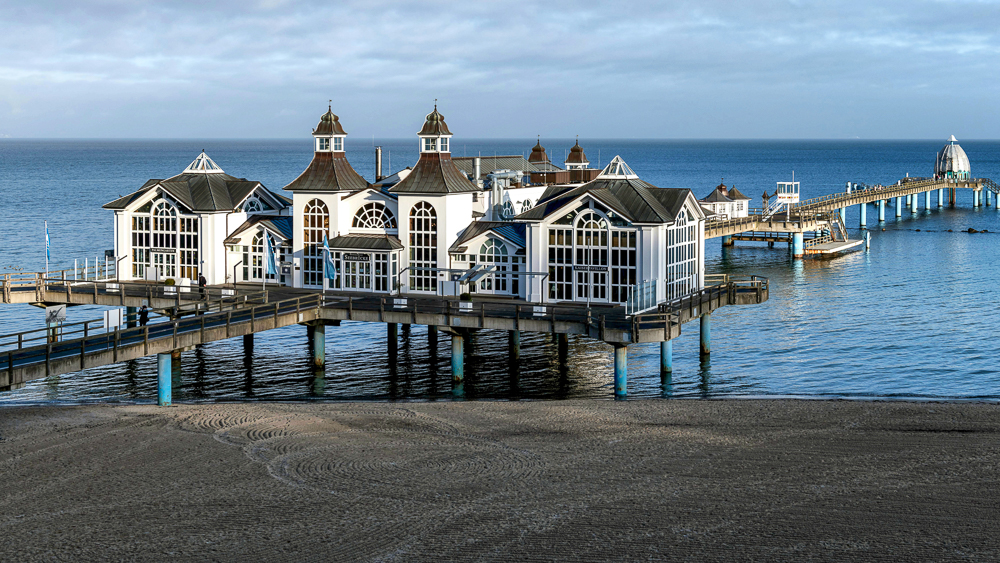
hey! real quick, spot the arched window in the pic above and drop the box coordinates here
[521,200,533,213]
[500,200,515,220]
[575,211,608,301]
[152,201,177,248]
[408,201,437,292]
[352,202,397,229]
[667,208,698,300]
[251,232,264,280]
[303,199,330,287]
[477,238,509,292]
[243,197,263,213]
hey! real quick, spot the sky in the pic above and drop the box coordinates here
[1,0,999,139]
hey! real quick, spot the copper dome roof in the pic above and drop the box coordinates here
[565,140,589,164]
[528,139,549,164]
[418,105,453,136]
[313,106,347,136]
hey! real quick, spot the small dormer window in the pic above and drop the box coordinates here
[318,138,330,151]
[423,138,437,151]
[333,137,343,151]
[440,138,449,152]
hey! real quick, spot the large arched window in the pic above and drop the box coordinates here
[303,199,330,287]
[243,197,263,213]
[477,238,509,292]
[152,201,177,249]
[666,208,698,300]
[575,211,608,301]
[352,202,397,230]
[408,201,437,292]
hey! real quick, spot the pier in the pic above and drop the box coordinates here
[0,272,768,399]
[706,177,996,257]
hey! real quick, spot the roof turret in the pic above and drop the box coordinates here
[183,151,225,174]
[935,135,971,178]
[314,105,347,136]
[528,138,549,164]
[418,104,453,136]
[565,139,589,165]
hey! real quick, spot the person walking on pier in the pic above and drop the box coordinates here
[198,273,207,297]
[138,306,149,327]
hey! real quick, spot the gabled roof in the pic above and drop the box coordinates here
[727,186,750,200]
[328,234,403,251]
[389,153,479,194]
[104,170,282,213]
[449,221,527,252]
[282,152,369,192]
[516,175,691,224]
[224,215,293,244]
[700,187,732,203]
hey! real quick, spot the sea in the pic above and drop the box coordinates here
[1,138,999,404]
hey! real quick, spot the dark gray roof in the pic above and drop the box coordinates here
[700,186,732,203]
[389,153,479,194]
[283,152,369,192]
[328,234,403,251]
[104,172,282,213]
[516,177,690,224]
[449,221,527,252]
[727,187,750,200]
[224,215,293,244]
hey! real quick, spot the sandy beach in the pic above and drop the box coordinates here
[0,399,997,561]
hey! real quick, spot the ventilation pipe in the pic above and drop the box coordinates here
[375,146,383,181]
[473,157,482,188]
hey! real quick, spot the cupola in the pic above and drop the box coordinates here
[934,135,971,180]
[417,103,453,154]
[313,104,348,153]
[528,137,549,164]
[565,138,589,170]
[183,151,225,174]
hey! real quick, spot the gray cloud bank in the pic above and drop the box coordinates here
[1,0,998,139]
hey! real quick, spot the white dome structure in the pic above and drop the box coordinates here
[935,135,971,180]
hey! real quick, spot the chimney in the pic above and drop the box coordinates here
[374,146,383,181]
[474,157,482,188]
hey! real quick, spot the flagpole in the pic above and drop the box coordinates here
[44,221,49,279]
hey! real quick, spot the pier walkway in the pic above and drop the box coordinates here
[1,274,768,397]
[705,177,995,257]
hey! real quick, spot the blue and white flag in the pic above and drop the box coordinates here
[322,235,337,282]
[45,221,50,262]
[264,232,277,276]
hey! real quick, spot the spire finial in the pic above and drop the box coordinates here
[328,99,332,111]
[434,98,437,110]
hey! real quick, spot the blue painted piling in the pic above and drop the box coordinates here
[722,235,733,247]
[613,345,627,396]
[878,200,885,222]
[452,334,464,383]
[896,196,902,217]
[839,207,846,224]
[157,353,172,406]
[313,324,325,366]
[660,341,672,374]
[987,190,992,207]
[910,193,918,213]
[925,190,932,210]
[700,314,711,357]
[859,202,866,228]
[938,188,944,208]
[792,232,804,258]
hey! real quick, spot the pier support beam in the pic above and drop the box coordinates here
[243,333,254,352]
[451,333,464,383]
[910,193,918,213]
[660,341,672,375]
[700,314,711,357]
[974,190,981,208]
[557,333,568,358]
[896,196,902,217]
[428,325,437,347]
[839,207,846,224]
[721,235,733,247]
[157,353,172,406]
[387,323,397,354]
[509,330,520,360]
[906,194,911,207]
[878,200,885,222]
[859,202,866,228]
[613,344,627,397]
[925,190,932,210]
[938,188,944,208]
[792,232,804,259]
[312,325,325,367]
[987,190,992,207]
[126,306,137,329]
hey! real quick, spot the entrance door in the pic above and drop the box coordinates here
[343,255,373,291]
[152,252,176,279]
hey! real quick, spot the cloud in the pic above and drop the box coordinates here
[0,0,998,138]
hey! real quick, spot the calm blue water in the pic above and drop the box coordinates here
[2,138,999,403]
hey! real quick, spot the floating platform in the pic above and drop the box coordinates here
[804,239,864,254]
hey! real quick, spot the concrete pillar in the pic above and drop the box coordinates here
[428,325,437,347]
[557,333,568,358]
[721,235,733,247]
[878,200,885,222]
[938,188,944,208]
[839,207,846,224]
[987,190,992,207]
[660,341,672,375]
[126,306,137,329]
[792,232,804,259]
[906,194,911,207]
[700,314,711,357]
[613,344,627,397]
[157,353,172,406]
[925,190,932,210]
[509,330,520,360]
[859,202,866,228]
[243,333,254,352]
[312,324,325,367]
[910,193,918,213]
[896,196,902,217]
[451,334,464,383]
[974,190,981,207]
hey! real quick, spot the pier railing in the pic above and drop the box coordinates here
[1,274,266,307]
